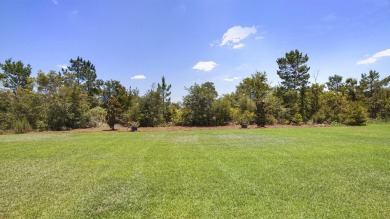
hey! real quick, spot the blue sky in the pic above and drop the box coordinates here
[1,0,389,101]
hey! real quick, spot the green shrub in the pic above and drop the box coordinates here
[344,103,368,126]
[14,118,32,134]
[36,120,48,132]
[0,129,5,135]
[266,115,277,125]
[291,113,303,125]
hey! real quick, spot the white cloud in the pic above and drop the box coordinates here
[51,0,58,5]
[57,64,67,69]
[131,75,146,80]
[233,43,245,49]
[357,49,390,65]
[373,49,390,58]
[220,26,257,47]
[357,57,377,65]
[223,77,240,82]
[192,61,217,72]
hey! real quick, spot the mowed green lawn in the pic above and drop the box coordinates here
[0,124,389,218]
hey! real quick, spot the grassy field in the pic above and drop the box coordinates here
[0,124,389,218]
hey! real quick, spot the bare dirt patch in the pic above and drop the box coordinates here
[66,124,329,133]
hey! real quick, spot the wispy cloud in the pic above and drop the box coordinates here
[219,26,257,49]
[233,43,245,49]
[357,49,390,65]
[192,61,217,72]
[57,64,67,69]
[51,0,58,5]
[222,76,240,82]
[131,75,146,80]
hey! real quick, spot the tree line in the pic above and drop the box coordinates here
[1,50,389,133]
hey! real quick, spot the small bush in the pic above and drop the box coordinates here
[14,118,32,134]
[36,120,48,132]
[344,103,368,126]
[291,113,303,125]
[266,115,277,125]
[0,129,5,135]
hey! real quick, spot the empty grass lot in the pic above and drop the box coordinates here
[0,124,389,218]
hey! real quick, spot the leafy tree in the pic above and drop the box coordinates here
[106,97,122,130]
[344,102,368,126]
[263,91,287,124]
[344,78,358,101]
[0,58,33,92]
[316,92,349,124]
[236,71,269,100]
[359,71,390,118]
[64,56,102,97]
[102,80,127,109]
[157,76,172,122]
[276,50,310,91]
[307,83,325,123]
[255,101,266,127]
[89,106,107,127]
[0,90,13,130]
[236,71,270,126]
[326,74,344,93]
[212,95,233,126]
[359,70,380,97]
[182,82,218,126]
[276,50,311,122]
[36,70,63,95]
[138,87,164,127]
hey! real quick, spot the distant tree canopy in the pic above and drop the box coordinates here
[0,58,33,92]
[182,82,218,126]
[0,51,389,133]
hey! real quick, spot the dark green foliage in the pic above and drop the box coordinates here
[102,80,127,108]
[63,56,102,98]
[0,53,389,132]
[157,76,172,122]
[236,71,270,127]
[0,58,33,92]
[138,88,164,127]
[0,90,13,130]
[236,71,269,100]
[307,83,325,122]
[255,101,266,127]
[212,96,233,126]
[344,78,358,101]
[276,50,310,91]
[106,97,122,130]
[276,50,310,122]
[182,82,218,126]
[326,74,344,93]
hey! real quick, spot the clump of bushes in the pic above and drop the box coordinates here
[344,103,368,126]
[14,118,32,134]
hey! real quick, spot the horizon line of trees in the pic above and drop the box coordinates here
[1,50,389,133]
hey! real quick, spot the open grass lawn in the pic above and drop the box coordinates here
[0,124,389,218]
